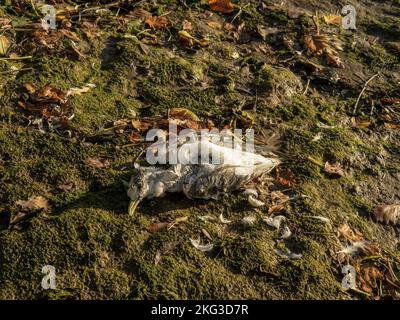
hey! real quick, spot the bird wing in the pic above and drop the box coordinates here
[182,162,277,200]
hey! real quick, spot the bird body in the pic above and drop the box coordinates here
[127,139,280,215]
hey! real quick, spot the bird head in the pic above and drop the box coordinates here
[127,163,150,216]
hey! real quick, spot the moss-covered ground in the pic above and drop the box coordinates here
[0,0,399,299]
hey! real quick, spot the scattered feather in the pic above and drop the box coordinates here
[242,189,258,198]
[240,216,257,226]
[309,216,331,223]
[275,249,302,260]
[198,215,218,222]
[155,241,178,265]
[248,195,265,207]
[337,241,369,255]
[263,215,286,229]
[219,213,232,224]
[337,224,364,242]
[190,237,214,252]
[279,226,292,239]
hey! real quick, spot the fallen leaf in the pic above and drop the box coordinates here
[148,222,170,233]
[207,21,222,29]
[131,119,152,132]
[373,205,400,225]
[169,108,200,121]
[384,122,400,130]
[129,132,141,142]
[352,117,372,129]
[337,224,364,242]
[178,30,210,48]
[85,157,110,168]
[302,33,343,68]
[324,14,342,25]
[275,168,296,186]
[271,191,290,204]
[182,20,192,30]
[59,29,80,42]
[0,35,10,56]
[268,204,285,215]
[208,0,235,13]
[325,48,344,68]
[16,196,49,211]
[324,161,345,178]
[145,16,171,30]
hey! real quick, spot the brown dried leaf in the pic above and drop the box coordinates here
[374,205,400,225]
[268,204,286,215]
[207,21,222,30]
[59,29,80,42]
[182,20,193,31]
[337,224,364,242]
[145,16,171,30]
[324,161,345,178]
[131,119,152,132]
[16,196,49,211]
[129,132,141,142]
[130,8,152,20]
[325,49,344,68]
[0,35,10,56]
[85,157,110,168]
[209,0,235,13]
[169,108,200,121]
[148,222,170,234]
[323,14,342,25]
[275,168,296,187]
[81,21,98,39]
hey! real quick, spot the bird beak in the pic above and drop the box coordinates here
[128,199,140,216]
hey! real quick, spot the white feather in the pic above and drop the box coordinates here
[190,238,214,252]
[248,195,265,207]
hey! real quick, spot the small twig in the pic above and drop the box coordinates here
[231,3,250,24]
[353,73,379,115]
[312,11,320,35]
[30,0,40,17]
[0,56,33,61]
[0,67,33,75]
[302,79,310,95]
[349,287,371,298]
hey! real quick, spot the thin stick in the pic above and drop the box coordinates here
[0,67,33,75]
[30,0,40,17]
[353,73,379,115]
[302,79,310,95]
[0,56,33,61]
